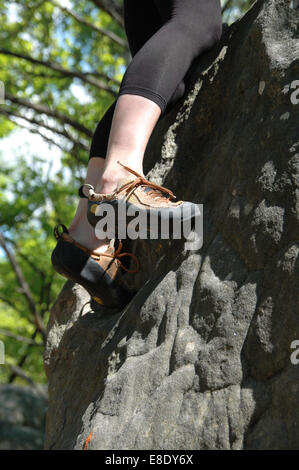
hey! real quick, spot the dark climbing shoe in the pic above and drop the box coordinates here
[51,224,139,309]
[79,162,200,239]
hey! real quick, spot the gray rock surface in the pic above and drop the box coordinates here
[44,0,299,450]
[0,384,48,450]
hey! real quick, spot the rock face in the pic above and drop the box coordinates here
[44,0,299,450]
[0,384,47,450]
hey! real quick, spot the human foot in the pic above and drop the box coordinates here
[68,219,110,255]
[51,224,139,308]
[80,162,201,239]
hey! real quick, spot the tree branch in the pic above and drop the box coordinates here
[0,295,19,311]
[7,361,48,399]
[1,113,72,154]
[8,327,40,384]
[89,0,124,27]
[0,48,118,96]
[8,364,36,386]
[49,0,127,49]
[0,328,41,346]
[0,233,47,342]
[2,234,47,280]
[0,108,89,151]
[5,92,93,138]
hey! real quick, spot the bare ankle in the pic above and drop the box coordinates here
[98,170,133,194]
[68,221,109,253]
[99,164,144,194]
[97,174,119,195]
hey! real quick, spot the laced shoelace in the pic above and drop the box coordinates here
[83,161,176,203]
[54,224,140,274]
[118,162,176,203]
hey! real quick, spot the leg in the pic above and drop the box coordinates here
[99,94,161,194]
[88,0,162,163]
[99,0,222,193]
[71,0,223,245]
[88,101,116,160]
[87,0,186,170]
[118,0,222,112]
[68,2,162,249]
[68,157,108,253]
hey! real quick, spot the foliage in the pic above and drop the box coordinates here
[0,153,75,384]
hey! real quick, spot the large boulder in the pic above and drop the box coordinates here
[0,384,47,450]
[44,0,299,450]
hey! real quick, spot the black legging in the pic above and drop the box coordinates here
[89,0,222,159]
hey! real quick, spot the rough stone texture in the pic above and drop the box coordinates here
[44,0,299,450]
[0,384,48,450]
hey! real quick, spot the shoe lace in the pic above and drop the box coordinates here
[54,224,140,273]
[116,161,176,202]
[82,162,177,203]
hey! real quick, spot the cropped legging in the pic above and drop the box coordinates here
[89,0,222,159]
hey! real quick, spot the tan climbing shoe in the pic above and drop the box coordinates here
[79,162,200,238]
